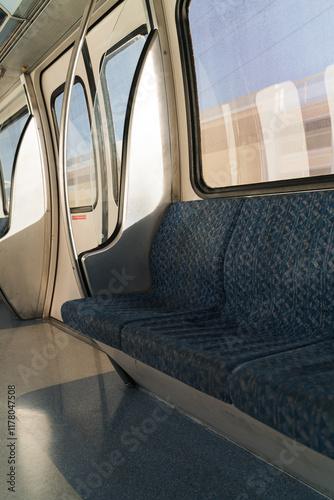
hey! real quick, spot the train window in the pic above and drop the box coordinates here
[101,30,147,190]
[0,106,29,214]
[53,81,97,210]
[87,1,152,243]
[184,0,334,193]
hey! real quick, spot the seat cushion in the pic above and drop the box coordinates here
[61,294,209,349]
[229,340,334,459]
[61,198,243,348]
[121,311,334,403]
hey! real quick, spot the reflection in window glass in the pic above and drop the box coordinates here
[102,34,146,175]
[0,8,7,29]
[54,82,96,209]
[188,0,334,188]
[0,108,29,213]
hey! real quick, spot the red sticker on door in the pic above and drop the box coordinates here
[72,215,86,220]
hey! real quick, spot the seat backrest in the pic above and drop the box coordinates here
[150,198,243,309]
[224,190,334,332]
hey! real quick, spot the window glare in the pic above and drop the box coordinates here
[103,35,146,163]
[54,83,96,209]
[188,0,334,188]
[0,109,29,212]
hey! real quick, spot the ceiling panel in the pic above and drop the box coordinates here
[0,0,109,100]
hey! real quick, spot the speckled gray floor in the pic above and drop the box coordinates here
[0,301,111,499]
[0,301,330,499]
[17,372,328,500]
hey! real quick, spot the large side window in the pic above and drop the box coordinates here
[183,0,334,193]
[0,107,29,214]
[52,81,96,210]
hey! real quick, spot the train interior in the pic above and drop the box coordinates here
[0,0,333,498]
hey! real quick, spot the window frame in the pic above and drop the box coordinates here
[176,0,334,198]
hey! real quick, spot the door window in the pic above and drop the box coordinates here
[0,105,29,214]
[53,81,97,210]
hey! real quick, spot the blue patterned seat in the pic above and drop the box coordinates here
[62,190,334,458]
[229,340,334,459]
[121,191,334,404]
[61,199,242,348]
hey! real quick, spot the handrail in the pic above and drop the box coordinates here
[58,0,96,296]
